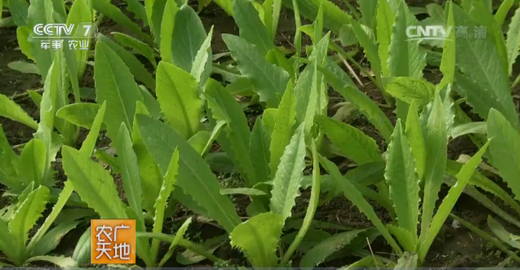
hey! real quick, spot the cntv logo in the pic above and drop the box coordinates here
[406,25,453,41]
[33,23,96,37]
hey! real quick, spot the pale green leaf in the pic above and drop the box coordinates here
[94,41,144,140]
[30,221,79,257]
[18,139,46,186]
[359,0,377,29]
[56,103,101,129]
[437,1,455,90]
[97,34,155,90]
[232,0,274,55]
[8,0,29,26]
[316,115,382,165]
[319,155,402,254]
[230,212,283,267]
[395,252,418,267]
[220,188,267,196]
[158,217,192,267]
[79,102,106,157]
[385,120,419,238]
[62,146,128,219]
[0,126,19,189]
[376,0,395,76]
[113,32,157,68]
[420,93,447,242]
[351,19,381,78]
[250,118,271,183]
[506,7,520,75]
[487,216,520,249]
[385,77,435,106]
[223,34,289,107]
[487,109,520,200]
[0,94,38,129]
[136,114,241,233]
[419,140,490,262]
[171,5,207,72]
[387,225,416,252]
[7,61,39,74]
[269,124,306,221]
[405,101,425,179]
[190,26,213,86]
[495,0,514,27]
[25,256,77,267]
[205,79,257,186]
[299,230,366,267]
[269,81,296,177]
[156,61,203,139]
[159,0,178,62]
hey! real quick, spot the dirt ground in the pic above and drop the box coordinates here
[1,0,520,267]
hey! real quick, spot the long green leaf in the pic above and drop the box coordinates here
[136,114,241,233]
[223,34,289,107]
[376,0,395,76]
[0,95,38,130]
[249,118,271,184]
[385,120,419,239]
[94,41,143,140]
[151,148,180,264]
[386,77,435,107]
[419,93,447,243]
[405,101,425,179]
[62,146,128,219]
[205,79,256,186]
[419,140,490,262]
[506,7,520,75]
[78,102,106,157]
[232,0,274,55]
[487,109,520,200]
[299,230,366,267]
[18,139,46,186]
[230,212,283,267]
[437,1,455,90]
[113,32,157,68]
[269,124,306,221]
[156,61,203,139]
[319,155,402,255]
[316,115,382,165]
[56,103,100,129]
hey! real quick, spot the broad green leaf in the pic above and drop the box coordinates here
[0,219,16,262]
[132,103,162,212]
[230,212,283,267]
[0,94,38,129]
[151,148,180,263]
[205,79,257,186]
[125,0,148,25]
[385,120,419,238]
[156,61,203,139]
[16,26,33,61]
[322,68,393,142]
[92,0,152,43]
[359,0,377,29]
[396,252,418,267]
[159,0,178,62]
[7,61,39,74]
[388,1,426,79]
[190,26,213,86]
[385,77,435,106]
[27,0,53,80]
[437,1,455,91]
[66,0,91,78]
[147,0,167,44]
[294,34,329,136]
[8,0,29,26]
[376,0,394,76]
[269,82,296,177]
[299,230,366,267]
[405,101,425,179]
[97,34,155,90]
[79,102,106,157]
[487,109,520,200]
[451,122,487,139]
[249,118,271,184]
[171,5,207,73]
[114,123,143,227]
[113,32,157,68]
[56,103,101,129]
[506,7,520,75]
[136,115,241,232]
[72,228,90,266]
[62,146,128,219]
[232,0,274,55]
[269,124,306,221]
[188,131,211,155]
[94,41,143,140]
[9,185,50,265]
[470,2,509,76]
[319,155,402,254]
[223,34,289,107]
[419,140,490,262]
[452,4,518,130]
[316,115,381,165]
[351,19,381,78]
[18,139,46,186]
[419,93,447,243]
